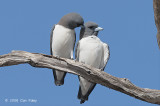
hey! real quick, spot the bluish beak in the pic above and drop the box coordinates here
[94,27,104,31]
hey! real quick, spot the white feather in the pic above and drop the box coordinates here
[79,36,104,68]
[78,36,106,95]
[52,25,75,80]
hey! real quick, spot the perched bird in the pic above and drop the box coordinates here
[50,13,84,86]
[75,22,110,104]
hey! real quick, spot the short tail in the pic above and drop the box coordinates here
[77,86,88,104]
[52,69,66,86]
[80,100,85,104]
[54,79,64,86]
[77,83,96,104]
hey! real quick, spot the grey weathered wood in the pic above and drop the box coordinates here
[153,0,160,49]
[0,51,160,104]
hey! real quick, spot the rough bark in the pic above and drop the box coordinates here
[153,0,160,49]
[0,51,160,104]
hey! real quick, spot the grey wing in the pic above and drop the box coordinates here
[73,31,76,54]
[75,41,80,61]
[79,27,85,40]
[50,25,55,55]
[102,43,110,70]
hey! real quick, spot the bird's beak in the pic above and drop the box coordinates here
[94,27,104,31]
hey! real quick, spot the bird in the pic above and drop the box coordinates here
[75,21,110,104]
[50,13,84,86]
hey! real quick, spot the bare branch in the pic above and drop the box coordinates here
[0,51,160,104]
[153,0,160,49]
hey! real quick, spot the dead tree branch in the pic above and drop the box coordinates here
[153,0,160,49]
[0,51,160,104]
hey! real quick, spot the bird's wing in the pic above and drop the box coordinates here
[75,41,80,61]
[102,43,110,70]
[79,27,85,40]
[72,31,76,58]
[50,24,56,55]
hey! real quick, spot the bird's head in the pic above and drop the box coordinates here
[80,21,103,39]
[58,13,84,29]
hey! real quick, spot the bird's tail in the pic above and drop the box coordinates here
[80,99,85,104]
[52,69,66,86]
[54,79,64,86]
[77,82,96,104]
[78,86,88,104]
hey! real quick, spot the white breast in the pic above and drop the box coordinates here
[79,36,104,69]
[52,25,75,58]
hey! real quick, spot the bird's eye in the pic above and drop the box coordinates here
[89,26,94,29]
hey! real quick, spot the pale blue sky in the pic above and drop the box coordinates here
[0,0,159,106]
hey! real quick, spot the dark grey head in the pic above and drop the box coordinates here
[58,13,84,29]
[80,21,103,39]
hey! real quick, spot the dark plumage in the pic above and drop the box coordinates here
[58,13,84,29]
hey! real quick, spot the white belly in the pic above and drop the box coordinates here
[52,25,75,58]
